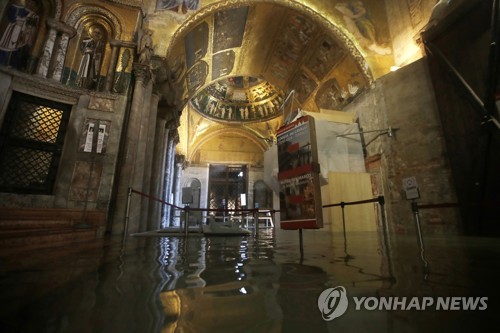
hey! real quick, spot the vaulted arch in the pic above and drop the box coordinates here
[163,0,374,113]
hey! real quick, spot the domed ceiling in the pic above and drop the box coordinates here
[190,76,285,123]
[152,0,396,162]
[163,1,387,114]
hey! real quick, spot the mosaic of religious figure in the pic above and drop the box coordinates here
[291,72,317,104]
[0,0,39,70]
[212,50,235,80]
[187,61,208,95]
[113,48,132,93]
[184,22,208,70]
[227,76,259,89]
[315,78,364,110]
[308,38,345,80]
[190,77,285,122]
[268,14,316,82]
[76,26,106,89]
[170,57,186,83]
[213,6,248,53]
[335,1,391,55]
[157,0,200,14]
[206,81,227,100]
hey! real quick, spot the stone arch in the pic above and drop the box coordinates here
[167,0,372,79]
[188,127,267,162]
[64,4,123,39]
[62,5,124,89]
[164,0,373,111]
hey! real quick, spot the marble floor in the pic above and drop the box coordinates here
[0,227,499,333]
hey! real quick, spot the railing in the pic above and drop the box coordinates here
[322,196,386,241]
[321,196,393,280]
[410,199,500,278]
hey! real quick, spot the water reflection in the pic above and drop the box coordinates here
[158,230,330,332]
[0,229,499,332]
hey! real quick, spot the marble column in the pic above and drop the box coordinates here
[162,131,172,227]
[172,154,184,227]
[112,63,152,235]
[164,130,178,226]
[104,40,136,92]
[105,40,121,92]
[52,24,77,81]
[37,19,58,77]
[140,92,161,231]
[148,109,168,229]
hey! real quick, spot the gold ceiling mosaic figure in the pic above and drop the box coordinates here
[190,76,285,123]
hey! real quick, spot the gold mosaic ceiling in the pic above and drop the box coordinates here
[164,2,383,116]
[190,76,285,123]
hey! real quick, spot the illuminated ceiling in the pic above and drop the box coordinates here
[190,76,285,123]
[163,2,383,114]
[150,0,400,162]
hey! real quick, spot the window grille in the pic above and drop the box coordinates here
[208,165,247,212]
[0,92,71,194]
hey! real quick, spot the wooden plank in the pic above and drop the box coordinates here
[327,172,377,232]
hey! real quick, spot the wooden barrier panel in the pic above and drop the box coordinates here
[327,172,378,232]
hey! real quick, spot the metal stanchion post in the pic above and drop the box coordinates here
[184,205,190,237]
[253,208,259,237]
[299,228,304,261]
[378,196,396,283]
[411,201,429,277]
[341,202,348,256]
[123,187,132,238]
[378,196,387,229]
[198,209,204,233]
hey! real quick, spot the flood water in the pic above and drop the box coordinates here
[1,228,499,332]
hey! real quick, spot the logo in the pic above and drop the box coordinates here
[318,286,488,321]
[317,286,349,321]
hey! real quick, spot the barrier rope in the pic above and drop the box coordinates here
[322,196,385,209]
[130,188,184,210]
[129,187,281,215]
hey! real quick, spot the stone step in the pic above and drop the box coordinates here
[0,208,107,254]
[0,208,96,222]
[0,219,76,230]
[0,227,97,255]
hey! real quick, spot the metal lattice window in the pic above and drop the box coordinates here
[208,165,247,212]
[0,92,71,194]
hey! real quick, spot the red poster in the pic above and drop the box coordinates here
[277,116,323,229]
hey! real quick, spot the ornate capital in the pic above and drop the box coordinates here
[132,63,151,85]
[171,130,180,144]
[46,18,77,37]
[166,118,179,131]
[174,154,185,164]
[159,106,179,121]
